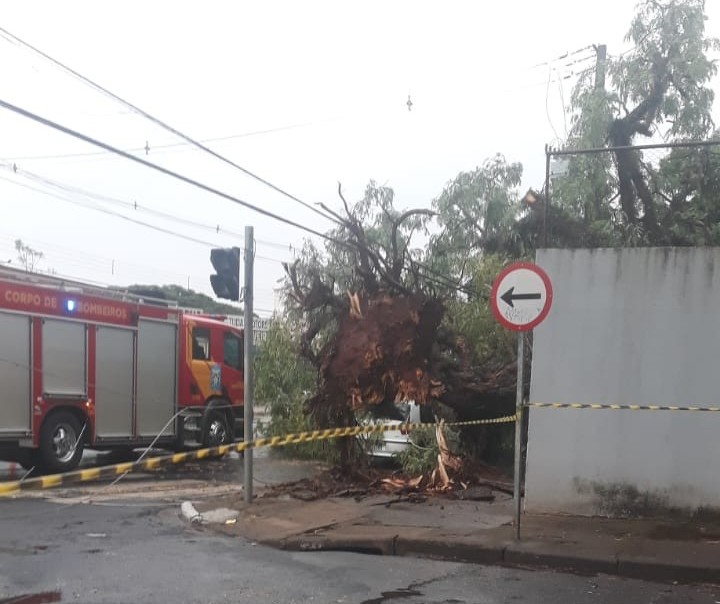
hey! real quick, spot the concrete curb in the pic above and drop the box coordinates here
[395,534,506,566]
[268,529,720,584]
[504,541,618,576]
[617,557,720,585]
[281,532,396,556]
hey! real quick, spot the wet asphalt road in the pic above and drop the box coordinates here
[0,412,270,479]
[1,406,718,604]
[1,497,718,604]
[1,439,719,603]
[0,447,327,510]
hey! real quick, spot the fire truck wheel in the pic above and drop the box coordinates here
[38,411,85,473]
[202,409,232,448]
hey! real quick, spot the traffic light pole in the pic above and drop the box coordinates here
[243,226,254,504]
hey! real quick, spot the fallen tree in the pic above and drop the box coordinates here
[283,183,519,467]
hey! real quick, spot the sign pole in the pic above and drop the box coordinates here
[513,331,525,540]
[243,226,254,505]
[489,261,553,542]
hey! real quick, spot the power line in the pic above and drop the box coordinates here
[545,66,561,143]
[0,162,295,253]
[0,258,175,292]
[528,45,595,69]
[0,234,281,305]
[409,258,477,297]
[0,97,342,242]
[517,63,594,92]
[5,164,472,299]
[0,173,289,265]
[0,259,278,315]
[3,120,338,162]
[0,26,340,225]
[0,140,466,294]
[0,100,477,299]
[555,66,569,138]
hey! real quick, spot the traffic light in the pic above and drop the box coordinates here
[210,247,240,301]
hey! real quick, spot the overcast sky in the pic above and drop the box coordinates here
[1,1,718,314]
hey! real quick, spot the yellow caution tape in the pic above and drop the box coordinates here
[0,414,517,496]
[528,402,720,412]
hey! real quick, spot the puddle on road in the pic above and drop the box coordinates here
[361,588,422,604]
[0,591,62,604]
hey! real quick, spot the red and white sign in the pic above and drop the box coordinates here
[490,262,553,331]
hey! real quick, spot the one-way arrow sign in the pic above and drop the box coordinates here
[500,287,542,308]
[490,262,553,331]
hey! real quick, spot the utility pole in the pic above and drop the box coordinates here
[543,43,605,247]
[243,226,254,504]
[594,44,607,90]
[543,145,551,248]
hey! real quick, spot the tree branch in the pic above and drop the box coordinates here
[390,209,435,281]
[336,182,380,295]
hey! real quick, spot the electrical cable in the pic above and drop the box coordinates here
[0,174,290,265]
[0,236,206,288]
[556,66,569,138]
[4,120,337,162]
[0,100,480,299]
[0,162,294,252]
[0,27,340,225]
[0,98,340,241]
[545,66,561,143]
[528,45,594,69]
[0,258,279,313]
[4,168,469,302]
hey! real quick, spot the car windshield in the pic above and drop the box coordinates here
[393,402,412,422]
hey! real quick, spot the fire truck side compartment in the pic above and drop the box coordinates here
[0,312,31,434]
[95,325,135,438]
[42,318,87,398]
[136,319,177,437]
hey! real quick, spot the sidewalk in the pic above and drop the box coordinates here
[192,490,720,584]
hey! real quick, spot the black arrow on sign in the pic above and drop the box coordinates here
[501,287,541,308]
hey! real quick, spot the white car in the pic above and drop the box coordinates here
[363,401,424,459]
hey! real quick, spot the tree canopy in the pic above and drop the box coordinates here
[552,0,720,247]
[124,284,242,314]
[269,0,720,459]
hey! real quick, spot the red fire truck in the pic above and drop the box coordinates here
[0,268,245,473]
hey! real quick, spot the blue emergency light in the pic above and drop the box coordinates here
[65,299,77,312]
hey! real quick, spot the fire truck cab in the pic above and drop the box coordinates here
[0,269,245,473]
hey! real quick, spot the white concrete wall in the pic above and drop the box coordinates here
[525,248,720,516]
